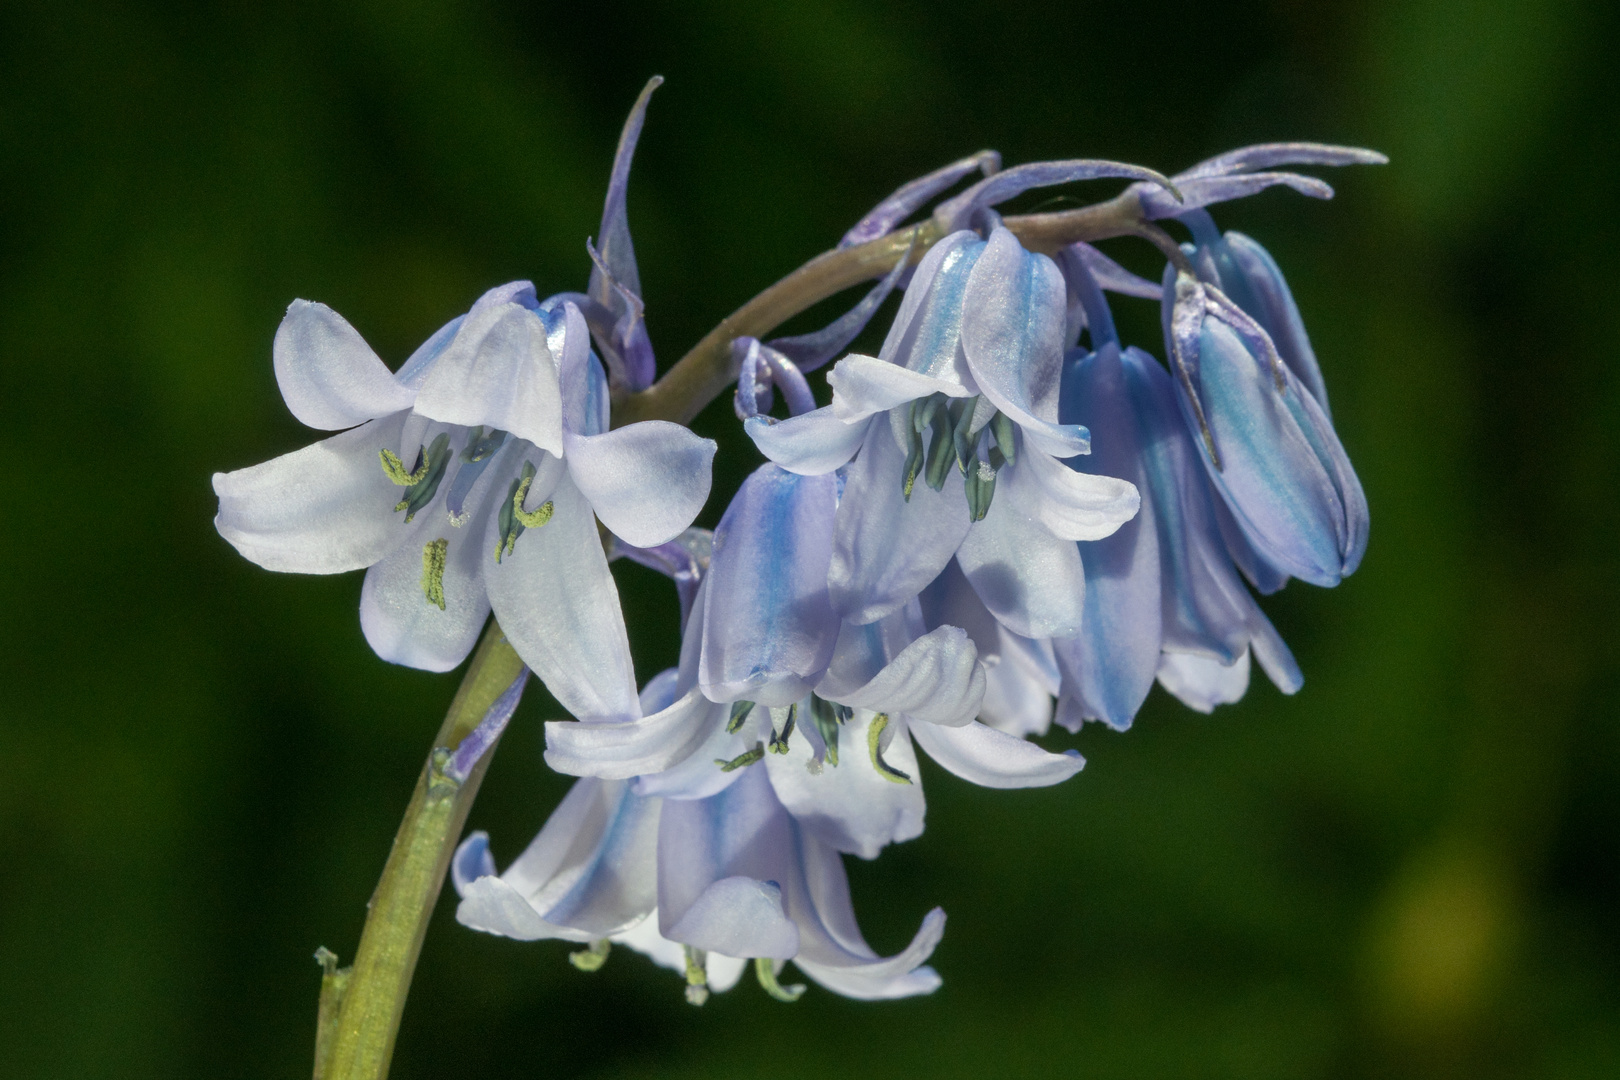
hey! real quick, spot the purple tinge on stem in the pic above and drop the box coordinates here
[445,666,532,783]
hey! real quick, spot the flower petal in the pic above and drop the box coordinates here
[1156,649,1251,712]
[1015,444,1140,541]
[456,778,659,941]
[880,231,985,379]
[960,228,1089,458]
[1188,318,1351,586]
[358,476,496,672]
[823,626,985,727]
[565,422,716,548]
[657,766,798,945]
[1072,242,1162,300]
[792,834,946,999]
[827,354,972,423]
[829,421,973,625]
[745,408,868,476]
[908,719,1084,789]
[1054,344,1163,729]
[955,485,1087,639]
[633,698,757,802]
[273,301,417,429]
[980,632,1058,738]
[764,707,926,859]
[664,876,801,960]
[485,469,639,723]
[212,412,409,574]
[413,291,563,455]
[544,688,719,779]
[700,467,839,707]
[1213,231,1331,417]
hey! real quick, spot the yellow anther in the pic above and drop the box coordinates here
[569,940,611,972]
[867,713,913,785]
[511,471,554,530]
[421,538,449,610]
[379,447,428,486]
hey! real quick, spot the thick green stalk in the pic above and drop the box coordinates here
[315,623,526,1080]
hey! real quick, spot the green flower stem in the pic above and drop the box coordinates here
[610,189,1147,428]
[315,622,526,1080]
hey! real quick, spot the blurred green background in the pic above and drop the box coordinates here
[2,1,1616,1077]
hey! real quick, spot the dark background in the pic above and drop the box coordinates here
[3,1,1616,1077]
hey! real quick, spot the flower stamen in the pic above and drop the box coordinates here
[568,940,611,972]
[754,958,806,1003]
[867,713,913,785]
[421,538,449,610]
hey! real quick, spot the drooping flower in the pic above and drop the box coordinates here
[453,677,946,1003]
[1050,250,1302,727]
[543,451,1085,863]
[750,225,1141,639]
[1160,242,1367,590]
[212,81,715,722]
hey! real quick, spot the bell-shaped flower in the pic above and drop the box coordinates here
[1161,263,1367,589]
[454,675,945,1003]
[1176,210,1333,417]
[1056,312,1303,728]
[212,283,715,721]
[543,461,1084,860]
[656,762,945,1000]
[749,225,1140,639]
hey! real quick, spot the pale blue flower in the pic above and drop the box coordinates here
[750,225,1140,639]
[542,456,1084,861]
[453,677,947,1003]
[1054,251,1303,727]
[1161,254,1367,589]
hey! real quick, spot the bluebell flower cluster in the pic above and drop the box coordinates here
[213,80,1380,1005]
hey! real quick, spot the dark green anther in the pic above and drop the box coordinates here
[866,713,913,784]
[716,742,765,772]
[965,457,998,522]
[394,433,452,522]
[952,395,980,474]
[924,403,957,492]
[808,696,841,767]
[460,425,508,463]
[768,704,797,754]
[991,411,1017,466]
[913,392,945,433]
[754,958,806,1003]
[727,700,755,734]
[569,940,611,972]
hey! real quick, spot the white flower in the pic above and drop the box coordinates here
[212,282,714,721]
